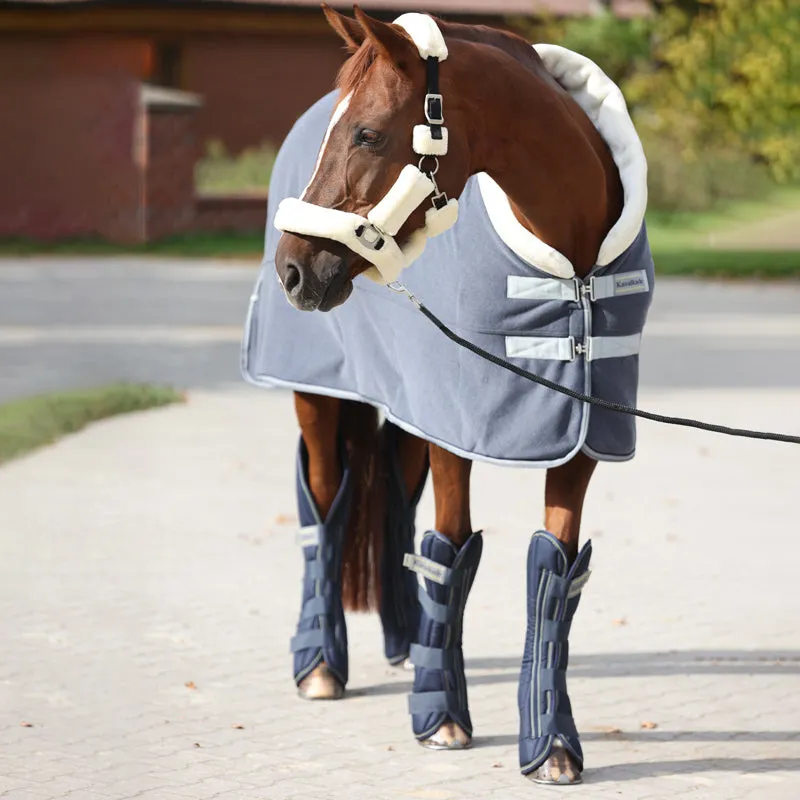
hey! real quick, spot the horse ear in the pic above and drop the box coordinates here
[352,6,418,72]
[321,4,366,54]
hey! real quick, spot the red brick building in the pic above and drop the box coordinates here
[0,0,648,243]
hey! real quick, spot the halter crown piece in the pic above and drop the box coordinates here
[273,14,460,284]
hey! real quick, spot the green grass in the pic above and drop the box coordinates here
[3,186,800,276]
[652,249,800,278]
[0,383,185,465]
[195,139,277,196]
[0,232,264,259]
[645,185,800,251]
[645,186,800,277]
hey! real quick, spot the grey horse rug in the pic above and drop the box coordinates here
[242,46,655,468]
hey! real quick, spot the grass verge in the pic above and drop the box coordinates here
[0,383,185,465]
[0,232,264,259]
[2,187,800,277]
[652,249,800,278]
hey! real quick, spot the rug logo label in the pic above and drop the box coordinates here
[614,272,648,296]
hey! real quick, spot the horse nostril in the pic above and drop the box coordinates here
[284,263,301,295]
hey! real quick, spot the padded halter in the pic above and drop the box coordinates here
[273,13,459,284]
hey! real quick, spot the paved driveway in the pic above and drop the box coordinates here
[1,259,799,799]
[2,258,800,403]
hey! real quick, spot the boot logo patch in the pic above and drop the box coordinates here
[403,553,451,585]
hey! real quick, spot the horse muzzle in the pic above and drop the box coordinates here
[276,234,353,312]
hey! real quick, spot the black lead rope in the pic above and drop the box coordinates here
[389,285,800,446]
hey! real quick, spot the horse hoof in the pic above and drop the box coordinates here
[297,664,344,701]
[419,722,472,751]
[526,745,582,785]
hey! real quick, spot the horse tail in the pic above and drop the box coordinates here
[340,400,386,613]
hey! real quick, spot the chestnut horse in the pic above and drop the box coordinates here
[257,5,651,786]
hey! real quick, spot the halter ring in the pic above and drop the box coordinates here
[418,155,440,177]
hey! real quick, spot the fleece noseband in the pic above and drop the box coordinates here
[273,14,459,284]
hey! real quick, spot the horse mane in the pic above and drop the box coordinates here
[335,19,545,98]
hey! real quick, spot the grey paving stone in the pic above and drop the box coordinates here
[1,387,799,799]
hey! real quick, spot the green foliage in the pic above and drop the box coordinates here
[627,0,800,182]
[195,139,277,195]
[540,10,653,85]
[0,384,184,464]
[515,1,799,209]
[641,129,772,211]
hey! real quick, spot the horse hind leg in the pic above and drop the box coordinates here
[519,451,597,785]
[406,444,481,750]
[378,423,429,669]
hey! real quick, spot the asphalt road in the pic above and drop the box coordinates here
[1,256,800,403]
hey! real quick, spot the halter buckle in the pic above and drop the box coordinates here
[354,222,386,252]
[425,94,444,125]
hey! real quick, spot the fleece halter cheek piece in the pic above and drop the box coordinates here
[273,13,459,285]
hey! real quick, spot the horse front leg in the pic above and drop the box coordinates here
[291,391,349,700]
[519,451,597,785]
[405,444,482,750]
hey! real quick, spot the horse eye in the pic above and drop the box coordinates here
[356,128,383,147]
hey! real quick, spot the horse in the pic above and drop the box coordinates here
[242,5,654,785]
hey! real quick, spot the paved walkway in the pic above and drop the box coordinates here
[1,387,799,799]
[3,260,800,405]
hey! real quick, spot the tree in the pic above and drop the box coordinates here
[517,9,652,87]
[626,0,800,181]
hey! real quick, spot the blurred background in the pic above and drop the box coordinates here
[2,6,800,796]
[0,0,798,455]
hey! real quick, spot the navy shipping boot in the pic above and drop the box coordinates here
[378,422,428,666]
[290,436,352,697]
[406,530,483,748]
[518,531,592,784]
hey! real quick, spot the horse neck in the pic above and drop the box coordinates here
[459,42,624,276]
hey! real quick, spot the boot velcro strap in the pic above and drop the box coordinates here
[290,629,324,652]
[539,667,568,693]
[410,643,456,670]
[307,560,326,580]
[568,570,591,598]
[542,619,572,644]
[548,570,591,600]
[296,525,322,547]
[300,596,327,619]
[408,690,461,715]
[403,553,455,585]
[540,712,579,741]
[418,586,449,623]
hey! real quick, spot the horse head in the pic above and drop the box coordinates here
[274,6,472,311]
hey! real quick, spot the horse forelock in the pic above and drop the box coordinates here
[336,41,379,98]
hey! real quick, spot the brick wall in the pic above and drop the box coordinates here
[0,37,150,243]
[194,195,268,235]
[183,33,347,154]
[0,31,331,243]
[143,89,203,241]
[0,72,144,244]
